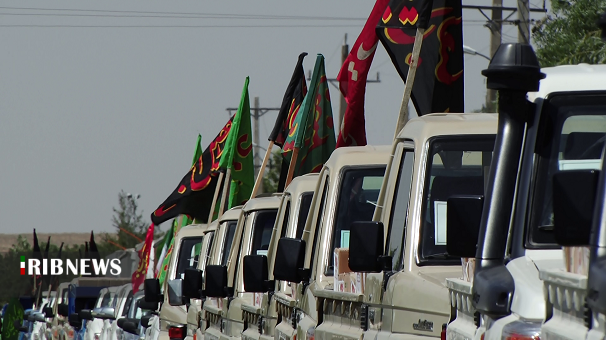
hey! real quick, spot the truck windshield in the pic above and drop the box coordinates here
[327,167,386,275]
[176,237,203,279]
[528,93,606,247]
[251,210,278,256]
[296,193,314,239]
[419,135,495,264]
[221,221,238,266]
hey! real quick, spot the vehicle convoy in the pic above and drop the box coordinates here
[303,114,497,340]
[117,291,157,340]
[51,282,71,340]
[201,194,281,340]
[143,222,215,340]
[239,173,319,340]
[444,44,606,340]
[269,145,391,340]
[80,285,121,340]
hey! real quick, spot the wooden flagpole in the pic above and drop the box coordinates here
[207,171,225,224]
[250,141,274,199]
[284,147,300,188]
[217,168,231,220]
[394,28,425,139]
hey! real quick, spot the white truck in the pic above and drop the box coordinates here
[444,44,606,340]
[239,173,319,340]
[201,195,282,340]
[306,114,498,340]
[270,145,391,340]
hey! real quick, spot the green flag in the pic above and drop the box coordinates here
[1,298,24,340]
[283,54,336,175]
[218,77,254,210]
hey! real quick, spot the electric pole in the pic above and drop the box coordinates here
[486,0,502,111]
[517,0,531,44]
[253,97,261,191]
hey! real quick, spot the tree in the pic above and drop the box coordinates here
[108,190,149,249]
[532,0,606,67]
[262,151,284,193]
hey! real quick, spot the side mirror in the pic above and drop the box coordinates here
[349,221,385,272]
[167,279,184,306]
[78,309,93,321]
[58,304,69,317]
[553,170,599,246]
[273,238,307,283]
[68,313,81,329]
[97,307,116,320]
[43,307,54,318]
[183,268,203,299]
[137,299,158,311]
[446,196,484,258]
[122,320,140,335]
[117,318,127,329]
[144,279,163,303]
[204,265,229,298]
[243,255,272,292]
[141,314,154,328]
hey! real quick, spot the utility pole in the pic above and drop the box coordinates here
[486,0,502,111]
[339,34,349,132]
[253,97,261,191]
[517,0,531,44]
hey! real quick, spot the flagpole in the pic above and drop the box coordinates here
[218,168,231,219]
[207,171,225,223]
[284,147,300,188]
[250,141,274,199]
[394,28,425,139]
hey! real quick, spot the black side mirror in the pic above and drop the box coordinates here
[204,265,229,298]
[553,170,599,246]
[68,313,81,329]
[273,238,307,283]
[349,221,385,272]
[144,279,163,303]
[43,307,54,318]
[117,318,127,329]
[183,268,203,299]
[137,299,158,311]
[141,314,153,328]
[446,195,484,258]
[58,304,69,317]
[244,255,273,292]
[78,309,93,321]
[122,320,140,335]
[167,279,184,306]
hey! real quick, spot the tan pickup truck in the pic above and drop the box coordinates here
[239,173,320,340]
[307,113,498,340]
[202,195,282,340]
[271,145,391,340]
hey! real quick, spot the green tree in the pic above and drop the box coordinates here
[262,151,284,193]
[107,190,149,249]
[532,0,606,66]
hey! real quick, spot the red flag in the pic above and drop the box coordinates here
[132,224,154,293]
[336,0,390,148]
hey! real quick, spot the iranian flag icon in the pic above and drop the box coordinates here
[21,256,25,275]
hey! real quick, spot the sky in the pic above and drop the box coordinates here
[0,0,550,234]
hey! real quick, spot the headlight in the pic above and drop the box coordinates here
[501,319,541,340]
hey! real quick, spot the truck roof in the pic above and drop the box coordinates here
[323,145,392,170]
[398,113,498,143]
[176,222,214,238]
[285,173,319,196]
[242,194,282,212]
[529,64,606,101]
[220,205,243,223]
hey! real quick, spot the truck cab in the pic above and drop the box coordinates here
[444,46,606,340]
[313,113,497,340]
[240,173,319,340]
[272,145,390,340]
[202,195,281,340]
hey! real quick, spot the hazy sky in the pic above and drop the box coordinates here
[0,0,549,234]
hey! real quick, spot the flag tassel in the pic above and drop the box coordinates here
[207,171,225,223]
[250,141,274,198]
[394,28,425,138]
[284,147,300,188]
[217,168,231,220]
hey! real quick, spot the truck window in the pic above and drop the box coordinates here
[310,177,329,270]
[176,237,203,279]
[419,135,496,264]
[386,150,415,272]
[279,200,291,239]
[201,232,214,270]
[221,221,238,266]
[251,210,279,256]
[121,291,134,317]
[100,292,111,308]
[296,193,314,239]
[327,167,386,275]
[528,94,606,247]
